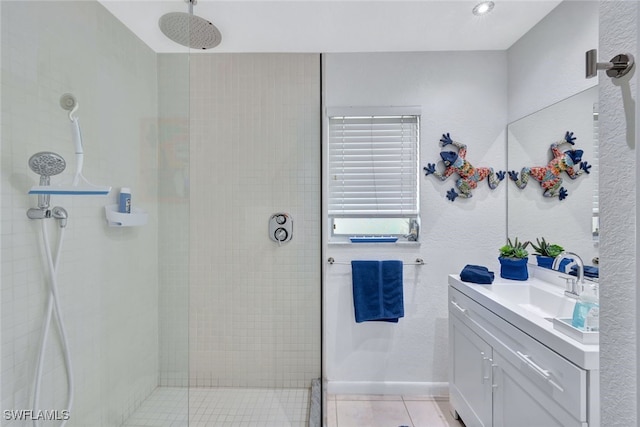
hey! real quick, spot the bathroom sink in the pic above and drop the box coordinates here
[478,282,576,320]
[449,273,599,370]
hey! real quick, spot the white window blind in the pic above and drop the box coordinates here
[328,115,419,218]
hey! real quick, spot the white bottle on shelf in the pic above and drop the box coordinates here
[118,187,131,213]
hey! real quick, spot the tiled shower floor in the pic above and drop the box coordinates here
[122,387,310,427]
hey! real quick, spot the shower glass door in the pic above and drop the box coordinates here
[1,2,320,425]
[1,1,192,426]
[186,53,322,426]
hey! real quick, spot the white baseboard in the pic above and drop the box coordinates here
[327,381,449,398]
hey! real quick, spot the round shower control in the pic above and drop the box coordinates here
[274,228,288,242]
[275,215,287,224]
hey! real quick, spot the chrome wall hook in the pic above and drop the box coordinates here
[586,48,635,79]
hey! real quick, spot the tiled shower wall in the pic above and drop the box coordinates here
[1,2,160,425]
[187,54,321,388]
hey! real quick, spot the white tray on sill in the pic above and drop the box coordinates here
[105,204,148,227]
[552,317,599,345]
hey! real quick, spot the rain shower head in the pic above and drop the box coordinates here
[159,1,222,50]
[29,152,66,182]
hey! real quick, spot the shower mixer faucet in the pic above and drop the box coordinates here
[51,206,68,228]
[27,206,68,228]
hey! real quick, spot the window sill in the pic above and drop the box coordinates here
[328,240,421,247]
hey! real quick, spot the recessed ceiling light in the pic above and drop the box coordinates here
[472,1,495,16]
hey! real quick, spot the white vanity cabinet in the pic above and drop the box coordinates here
[450,310,493,426]
[449,281,597,427]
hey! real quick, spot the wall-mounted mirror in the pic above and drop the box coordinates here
[507,86,599,265]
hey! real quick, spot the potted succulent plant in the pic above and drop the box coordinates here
[530,237,564,269]
[498,237,531,281]
[530,237,572,271]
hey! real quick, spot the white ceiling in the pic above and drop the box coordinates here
[99,0,563,54]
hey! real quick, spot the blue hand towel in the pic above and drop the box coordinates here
[570,265,599,278]
[351,260,404,323]
[460,264,495,284]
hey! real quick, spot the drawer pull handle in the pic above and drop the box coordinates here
[516,351,550,379]
[516,351,564,392]
[450,300,467,314]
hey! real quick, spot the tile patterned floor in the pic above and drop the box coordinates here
[326,394,466,427]
[122,387,310,427]
[122,388,464,427]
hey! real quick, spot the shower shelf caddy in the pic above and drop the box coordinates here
[104,204,148,227]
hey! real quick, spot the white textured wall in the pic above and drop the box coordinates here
[599,2,638,425]
[323,51,508,394]
[507,1,598,123]
[1,2,159,425]
[188,54,321,388]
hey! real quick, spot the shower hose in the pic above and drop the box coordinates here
[32,219,74,427]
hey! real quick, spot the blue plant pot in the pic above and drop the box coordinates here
[499,257,529,281]
[536,255,554,269]
[536,255,573,272]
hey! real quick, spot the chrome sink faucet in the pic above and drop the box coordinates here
[553,251,584,298]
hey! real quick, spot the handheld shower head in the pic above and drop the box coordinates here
[29,152,67,182]
[28,152,66,209]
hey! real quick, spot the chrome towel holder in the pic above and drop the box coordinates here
[327,257,425,265]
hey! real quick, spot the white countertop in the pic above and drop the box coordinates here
[449,271,599,370]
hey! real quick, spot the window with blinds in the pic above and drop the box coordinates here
[328,112,420,239]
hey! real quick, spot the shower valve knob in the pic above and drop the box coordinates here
[269,213,293,244]
[274,228,288,241]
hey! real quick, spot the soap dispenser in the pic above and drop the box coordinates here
[571,283,599,331]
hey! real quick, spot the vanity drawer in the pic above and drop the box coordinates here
[448,286,587,422]
[448,285,491,328]
[496,321,587,422]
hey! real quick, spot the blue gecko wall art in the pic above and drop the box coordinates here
[508,131,591,200]
[424,133,506,201]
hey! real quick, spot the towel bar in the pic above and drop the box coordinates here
[327,257,424,265]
